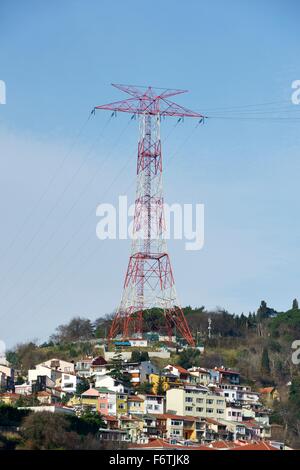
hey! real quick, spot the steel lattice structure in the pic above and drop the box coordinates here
[94,84,204,346]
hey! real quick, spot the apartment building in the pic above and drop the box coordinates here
[166,386,226,420]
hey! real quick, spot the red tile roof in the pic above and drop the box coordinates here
[231,441,279,451]
[129,438,212,450]
[167,365,190,374]
[209,440,236,449]
[259,387,274,394]
[91,356,107,366]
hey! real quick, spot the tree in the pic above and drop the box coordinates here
[131,350,141,362]
[20,411,107,450]
[15,394,40,408]
[261,347,271,375]
[156,373,165,395]
[78,408,106,431]
[76,377,90,396]
[50,317,94,344]
[292,299,299,310]
[136,382,152,394]
[140,351,149,362]
[0,403,30,426]
[178,348,201,369]
[289,377,300,414]
[15,375,25,385]
[108,353,131,387]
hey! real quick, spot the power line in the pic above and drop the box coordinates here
[0,114,114,289]
[0,111,94,261]
[0,118,132,304]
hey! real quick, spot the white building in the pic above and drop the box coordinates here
[143,394,164,414]
[94,374,129,393]
[40,359,75,373]
[225,405,243,422]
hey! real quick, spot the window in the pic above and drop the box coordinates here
[119,403,125,409]
[196,398,203,403]
[206,399,214,404]
[148,404,153,409]
[185,406,193,412]
[185,397,193,402]
[206,408,214,414]
[196,407,203,412]
[154,405,159,410]
[100,403,106,409]
[171,420,182,426]
[217,409,224,414]
[171,430,181,436]
[217,400,224,405]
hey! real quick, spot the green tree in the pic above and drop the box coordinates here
[108,353,131,387]
[131,350,141,362]
[0,403,30,426]
[15,394,40,408]
[140,351,149,362]
[292,298,299,310]
[76,377,90,396]
[289,377,300,413]
[178,348,201,369]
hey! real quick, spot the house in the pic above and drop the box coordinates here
[94,374,129,393]
[0,364,14,391]
[225,404,243,422]
[60,371,77,394]
[96,387,117,415]
[210,367,240,385]
[119,415,145,443]
[219,419,246,440]
[188,367,211,386]
[0,392,20,405]
[81,387,101,410]
[40,358,75,374]
[236,389,260,405]
[164,365,190,382]
[103,414,119,430]
[204,418,229,442]
[142,414,158,437]
[142,394,164,414]
[28,364,59,386]
[116,392,128,415]
[127,396,145,415]
[75,357,93,377]
[166,386,226,420]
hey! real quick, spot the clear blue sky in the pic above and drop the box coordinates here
[0,0,300,347]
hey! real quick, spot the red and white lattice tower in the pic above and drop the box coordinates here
[94,84,204,346]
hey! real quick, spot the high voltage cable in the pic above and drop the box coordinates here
[2,100,298,325]
[0,119,190,323]
[0,111,94,261]
[0,114,114,289]
[0,118,133,303]
[0,143,135,322]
